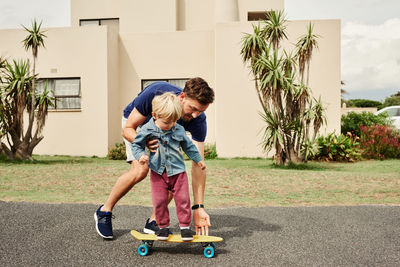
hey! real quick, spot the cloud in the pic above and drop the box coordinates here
[342,18,400,96]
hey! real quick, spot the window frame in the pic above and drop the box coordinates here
[37,77,82,111]
[141,78,189,91]
[79,18,119,26]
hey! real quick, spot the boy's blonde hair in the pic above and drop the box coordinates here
[152,92,182,122]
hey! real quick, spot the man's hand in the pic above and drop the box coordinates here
[139,155,149,165]
[146,138,158,152]
[193,208,211,236]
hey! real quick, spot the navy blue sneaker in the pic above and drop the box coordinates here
[144,218,160,234]
[94,205,113,239]
[156,227,171,240]
[181,229,194,241]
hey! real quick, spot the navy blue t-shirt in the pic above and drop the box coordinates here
[123,81,207,142]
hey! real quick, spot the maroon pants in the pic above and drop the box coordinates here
[150,170,191,228]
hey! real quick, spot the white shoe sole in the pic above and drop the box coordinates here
[94,212,113,239]
[156,236,169,241]
[143,228,156,234]
[181,237,194,241]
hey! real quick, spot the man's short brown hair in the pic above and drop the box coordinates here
[183,77,215,105]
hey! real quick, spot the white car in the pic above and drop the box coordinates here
[375,106,400,129]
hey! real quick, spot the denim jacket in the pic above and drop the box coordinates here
[131,118,203,177]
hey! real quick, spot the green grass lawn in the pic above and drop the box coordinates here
[1,155,399,207]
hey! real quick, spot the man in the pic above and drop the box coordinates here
[94,77,215,239]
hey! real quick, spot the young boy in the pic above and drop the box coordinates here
[131,92,206,241]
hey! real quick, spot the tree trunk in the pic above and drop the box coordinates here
[24,57,36,144]
[287,141,302,164]
[14,141,32,160]
[274,142,284,165]
[306,62,310,86]
[1,143,14,159]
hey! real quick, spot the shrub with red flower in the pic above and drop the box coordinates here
[359,124,400,159]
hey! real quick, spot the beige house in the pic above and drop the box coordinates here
[0,0,340,158]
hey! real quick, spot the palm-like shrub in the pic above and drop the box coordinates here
[0,20,53,160]
[22,20,46,117]
[241,10,325,165]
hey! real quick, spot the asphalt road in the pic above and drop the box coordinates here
[1,201,399,266]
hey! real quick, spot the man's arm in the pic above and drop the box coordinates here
[122,108,147,142]
[191,140,211,235]
[131,128,148,161]
[123,108,158,151]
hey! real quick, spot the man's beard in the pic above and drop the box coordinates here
[182,114,193,121]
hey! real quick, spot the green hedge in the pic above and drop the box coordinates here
[107,142,126,160]
[341,111,390,137]
[346,99,382,108]
[108,142,218,161]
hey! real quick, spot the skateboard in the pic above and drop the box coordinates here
[130,230,223,258]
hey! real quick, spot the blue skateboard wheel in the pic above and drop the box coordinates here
[203,246,215,258]
[138,244,149,256]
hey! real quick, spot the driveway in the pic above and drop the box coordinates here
[1,201,399,266]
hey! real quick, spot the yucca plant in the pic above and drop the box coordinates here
[0,59,34,158]
[0,20,52,160]
[296,23,320,85]
[0,57,9,143]
[262,10,288,50]
[0,56,6,81]
[241,23,269,112]
[241,10,325,165]
[22,20,46,146]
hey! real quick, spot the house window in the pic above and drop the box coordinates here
[37,78,81,110]
[248,11,270,21]
[141,79,188,91]
[79,18,119,29]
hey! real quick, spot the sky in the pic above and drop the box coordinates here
[0,0,399,101]
[286,0,400,101]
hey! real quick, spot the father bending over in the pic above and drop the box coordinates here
[94,77,214,239]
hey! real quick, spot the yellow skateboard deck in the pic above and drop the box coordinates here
[130,230,223,243]
[131,230,222,257]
